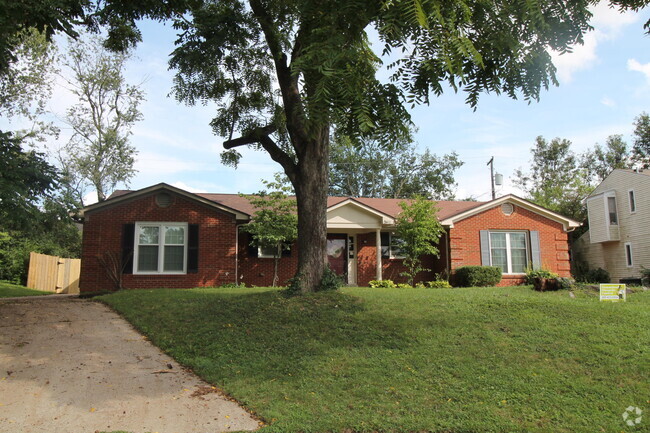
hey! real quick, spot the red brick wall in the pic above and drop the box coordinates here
[449,205,570,286]
[237,231,299,287]
[356,232,449,286]
[80,192,240,292]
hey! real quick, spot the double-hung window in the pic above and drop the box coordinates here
[489,232,528,274]
[381,232,406,259]
[134,222,188,274]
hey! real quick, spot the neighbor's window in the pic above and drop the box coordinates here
[607,196,618,225]
[489,231,528,274]
[629,190,636,213]
[625,242,633,268]
[259,244,279,258]
[134,222,187,274]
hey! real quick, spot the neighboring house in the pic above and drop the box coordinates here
[79,183,580,292]
[572,169,650,283]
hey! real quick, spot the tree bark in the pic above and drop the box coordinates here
[290,132,330,293]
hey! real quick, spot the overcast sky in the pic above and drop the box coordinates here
[6,3,650,204]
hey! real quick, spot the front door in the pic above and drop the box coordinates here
[326,234,347,279]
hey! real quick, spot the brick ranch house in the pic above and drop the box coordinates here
[78,183,581,292]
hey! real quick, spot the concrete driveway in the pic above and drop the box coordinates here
[0,296,260,433]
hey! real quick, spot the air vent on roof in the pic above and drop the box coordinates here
[501,203,514,216]
[156,192,173,208]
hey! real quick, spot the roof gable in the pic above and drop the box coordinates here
[82,183,249,220]
[439,194,581,231]
[589,169,650,198]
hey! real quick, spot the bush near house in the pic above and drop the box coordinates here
[454,266,502,287]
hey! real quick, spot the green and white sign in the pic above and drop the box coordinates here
[600,284,626,302]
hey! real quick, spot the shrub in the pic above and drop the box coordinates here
[318,266,343,291]
[426,279,452,289]
[454,266,502,287]
[396,283,412,288]
[640,266,650,286]
[556,277,575,290]
[369,279,397,288]
[583,267,610,284]
[525,268,559,284]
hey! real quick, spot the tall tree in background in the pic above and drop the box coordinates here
[631,112,650,168]
[581,134,630,183]
[0,28,61,229]
[513,136,592,222]
[59,35,144,205]
[330,133,463,200]
[90,0,649,292]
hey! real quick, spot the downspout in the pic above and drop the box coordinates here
[235,224,243,285]
[445,228,451,278]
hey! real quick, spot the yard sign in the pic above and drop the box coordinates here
[600,284,626,302]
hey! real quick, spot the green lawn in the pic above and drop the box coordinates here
[0,280,53,297]
[98,286,650,433]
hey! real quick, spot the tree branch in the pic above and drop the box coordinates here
[248,0,309,149]
[223,124,278,149]
[223,125,297,182]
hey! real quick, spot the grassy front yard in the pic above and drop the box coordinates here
[0,280,52,297]
[99,286,649,433]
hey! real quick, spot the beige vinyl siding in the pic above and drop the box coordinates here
[577,170,650,283]
[587,195,608,243]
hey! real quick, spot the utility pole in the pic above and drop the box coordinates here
[487,156,495,200]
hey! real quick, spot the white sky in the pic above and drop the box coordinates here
[4,3,650,203]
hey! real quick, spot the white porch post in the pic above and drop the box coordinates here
[376,228,382,280]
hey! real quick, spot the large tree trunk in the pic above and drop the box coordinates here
[290,134,330,293]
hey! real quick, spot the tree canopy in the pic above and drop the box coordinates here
[329,133,463,200]
[58,34,144,204]
[513,136,592,222]
[6,0,649,292]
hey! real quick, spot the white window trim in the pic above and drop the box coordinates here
[605,192,618,226]
[258,244,283,259]
[133,222,188,275]
[383,232,406,259]
[488,230,530,275]
[628,189,637,214]
[624,242,633,268]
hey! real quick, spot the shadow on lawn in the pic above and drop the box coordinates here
[117,289,420,382]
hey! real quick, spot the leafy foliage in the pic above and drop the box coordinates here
[329,132,463,199]
[631,112,650,168]
[513,136,592,222]
[94,0,650,292]
[58,34,143,203]
[369,279,397,288]
[0,132,59,231]
[425,279,452,289]
[0,0,87,74]
[241,178,298,286]
[525,268,559,285]
[394,196,444,286]
[454,266,502,287]
[581,134,631,183]
[578,267,611,284]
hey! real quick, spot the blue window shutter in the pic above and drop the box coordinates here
[480,230,491,265]
[530,231,541,270]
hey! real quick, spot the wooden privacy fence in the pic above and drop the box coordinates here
[26,252,81,294]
